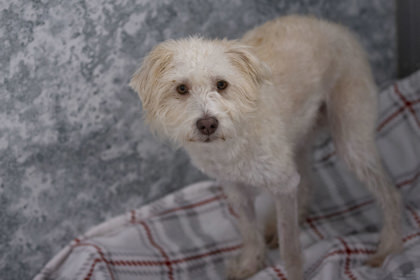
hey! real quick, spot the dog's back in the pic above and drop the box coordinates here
[241,15,377,148]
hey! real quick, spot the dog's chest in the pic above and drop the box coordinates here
[186,143,278,186]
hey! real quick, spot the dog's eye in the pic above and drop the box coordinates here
[176,84,189,95]
[216,80,228,91]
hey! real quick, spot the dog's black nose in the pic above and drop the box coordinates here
[196,117,219,136]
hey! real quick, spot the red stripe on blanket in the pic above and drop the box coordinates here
[84,258,101,280]
[308,199,373,222]
[79,244,241,271]
[403,231,420,242]
[130,193,226,224]
[307,249,346,275]
[397,170,420,188]
[307,245,376,278]
[139,221,174,280]
[72,243,115,280]
[377,106,406,132]
[393,84,420,128]
[109,259,166,266]
[171,244,241,264]
[378,84,420,131]
[106,244,241,266]
[339,238,358,280]
[157,194,226,217]
[272,266,288,280]
[306,218,324,239]
[406,205,420,228]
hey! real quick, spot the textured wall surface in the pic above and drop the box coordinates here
[0,0,396,279]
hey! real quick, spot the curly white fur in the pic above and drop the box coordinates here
[130,15,403,280]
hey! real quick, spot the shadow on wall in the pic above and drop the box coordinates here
[0,0,396,279]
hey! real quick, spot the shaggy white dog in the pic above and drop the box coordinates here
[130,15,402,280]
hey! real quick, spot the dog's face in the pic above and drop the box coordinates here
[130,38,269,146]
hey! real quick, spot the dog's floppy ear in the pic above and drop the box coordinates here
[226,43,270,86]
[129,43,173,109]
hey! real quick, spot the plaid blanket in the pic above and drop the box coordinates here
[35,70,420,280]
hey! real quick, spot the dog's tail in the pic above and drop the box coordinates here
[326,36,403,266]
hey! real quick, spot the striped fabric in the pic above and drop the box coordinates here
[35,70,420,280]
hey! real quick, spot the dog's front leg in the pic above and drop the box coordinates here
[224,183,265,279]
[269,172,303,280]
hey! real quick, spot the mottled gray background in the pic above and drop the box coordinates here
[0,0,396,279]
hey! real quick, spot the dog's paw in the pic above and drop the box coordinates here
[264,222,278,249]
[365,254,386,267]
[365,236,403,267]
[265,230,279,249]
[298,206,309,225]
[264,209,307,250]
[264,214,279,249]
[226,248,265,279]
[365,247,402,267]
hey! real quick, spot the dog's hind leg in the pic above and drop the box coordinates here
[327,74,403,266]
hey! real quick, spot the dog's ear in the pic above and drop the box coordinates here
[226,43,270,86]
[129,44,173,109]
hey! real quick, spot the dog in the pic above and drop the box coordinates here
[130,15,402,280]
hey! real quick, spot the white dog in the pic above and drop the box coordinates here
[130,15,402,280]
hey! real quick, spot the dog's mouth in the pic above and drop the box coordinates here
[188,135,226,143]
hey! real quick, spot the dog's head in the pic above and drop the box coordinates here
[130,37,270,146]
